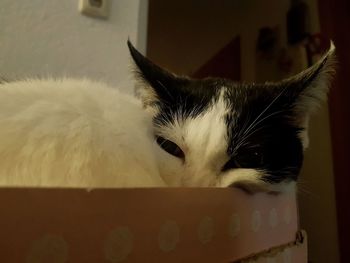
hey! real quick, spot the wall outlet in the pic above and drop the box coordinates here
[79,0,109,19]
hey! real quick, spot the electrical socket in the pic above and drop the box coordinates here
[79,0,109,19]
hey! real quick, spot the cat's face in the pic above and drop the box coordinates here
[128,41,335,192]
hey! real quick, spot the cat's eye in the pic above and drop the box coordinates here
[156,136,185,159]
[222,149,264,171]
[234,150,263,168]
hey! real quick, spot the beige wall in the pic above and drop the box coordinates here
[147,1,339,262]
[0,0,148,92]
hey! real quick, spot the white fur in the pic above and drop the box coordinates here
[153,90,268,188]
[0,79,166,188]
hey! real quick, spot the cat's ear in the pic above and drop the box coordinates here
[127,40,187,109]
[281,42,336,147]
[283,42,336,116]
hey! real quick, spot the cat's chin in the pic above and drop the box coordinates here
[229,180,297,195]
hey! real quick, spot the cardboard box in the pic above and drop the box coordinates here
[0,188,306,262]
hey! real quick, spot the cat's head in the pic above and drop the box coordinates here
[128,41,336,192]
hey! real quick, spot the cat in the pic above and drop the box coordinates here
[128,41,335,192]
[0,41,335,192]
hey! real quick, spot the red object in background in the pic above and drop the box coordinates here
[318,0,350,261]
[305,33,330,65]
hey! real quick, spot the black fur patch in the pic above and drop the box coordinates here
[223,83,304,183]
[152,76,304,184]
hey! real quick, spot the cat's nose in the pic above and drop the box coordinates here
[228,182,255,194]
[183,168,217,187]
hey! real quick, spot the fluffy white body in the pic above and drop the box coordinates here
[0,79,166,188]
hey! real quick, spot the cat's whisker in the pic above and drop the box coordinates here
[239,109,285,142]
[235,107,252,139]
[231,124,269,154]
[296,185,319,198]
[231,109,286,155]
[241,87,287,138]
[156,79,175,101]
